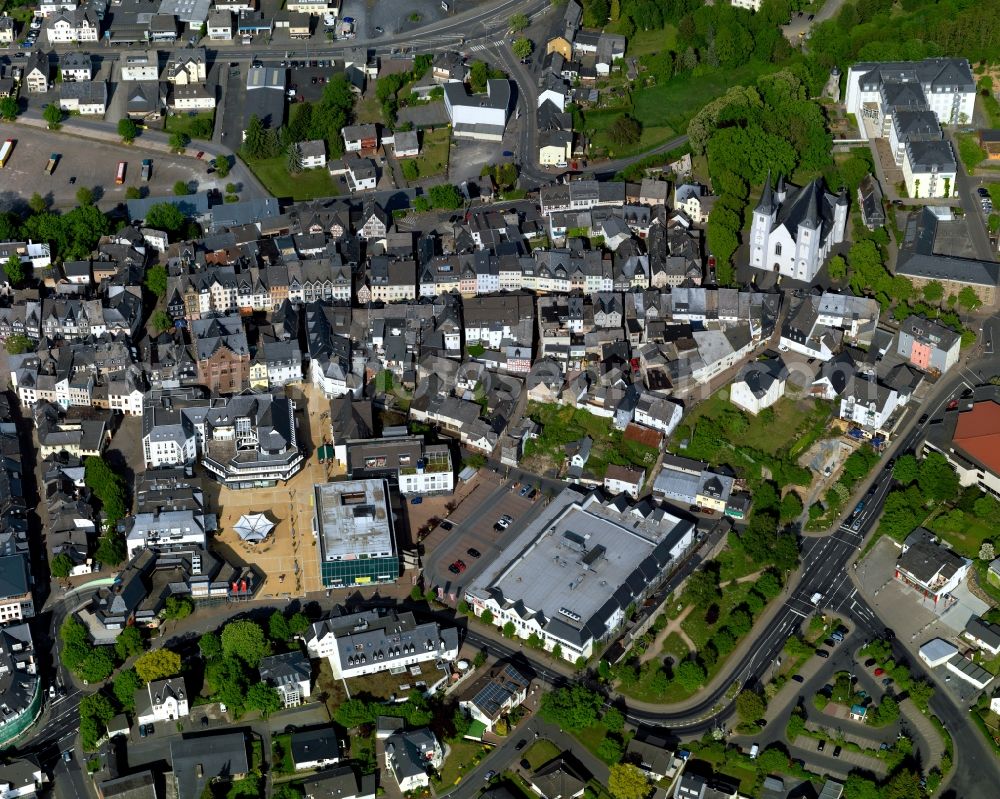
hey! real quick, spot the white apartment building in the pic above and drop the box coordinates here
[305,609,459,679]
[135,678,189,726]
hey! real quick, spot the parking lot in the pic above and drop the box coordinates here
[423,477,547,598]
[0,127,209,212]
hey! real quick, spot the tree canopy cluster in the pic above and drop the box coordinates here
[696,71,832,283]
[539,685,604,731]
[199,611,308,719]
[879,453,961,541]
[0,204,111,263]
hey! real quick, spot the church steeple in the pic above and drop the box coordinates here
[756,170,775,215]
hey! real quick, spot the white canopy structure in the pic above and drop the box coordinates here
[235,513,275,543]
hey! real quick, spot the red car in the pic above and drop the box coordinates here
[448,560,467,574]
[196,151,205,159]
[874,668,885,676]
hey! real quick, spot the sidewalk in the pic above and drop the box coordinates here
[900,698,945,769]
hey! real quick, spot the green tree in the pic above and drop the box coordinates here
[85,456,127,524]
[780,491,803,523]
[115,626,144,660]
[0,97,18,121]
[908,679,935,711]
[597,735,624,763]
[221,620,269,667]
[215,155,231,178]
[151,310,173,333]
[78,650,115,683]
[269,611,290,643]
[428,184,463,209]
[125,186,141,200]
[872,694,900,725]
[918,451,959,501]
[735,689,766,722]
[335,697,374,728]
[3,255,25,288]
[684,568,720,606]
[95,531,126,566]
[828,254,847,281]
[80,692,116,750]
[199,632,222,661]
[168,132,190,152]
[923,280,944,303]
[755,571,782,599]
[480,609,494,625]
[173,180,191,196]
[469,61,491,93]
[502,621,516,638]
[112,668,142,711]
[510,12,529,31]
[118,118,138,143]
[5,334,31,355]
[163,596,193,620]
[144,264,168,296]
[43,104,63,130]
[603,706,624,732]
[539,685,603,730]
[286,141,303,174]
[243,114,267,160]
[401,159,419,181]
[882,769,925,799]
[287,612,310,637]
[675,659,706,692]
[77,187,96,207]
[28,193,47,214]
[134,648,182,682]
[893,453,919,485]
[607,763,650,799]
[608,114,642,148]
[246,682,282,718]
[512,37,533,61]
[51,552,73,578]
[145,202,186,232]
[958,285,982,310]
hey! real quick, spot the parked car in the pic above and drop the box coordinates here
[139,725,147,738]
[448,563,461,574]
[816,650,830,659]
[882,678,893,687]
[833,746,842,758]
[485,771,497,781]
[792,674,804,683]
[63,750,73,762]
[864,658,877,667]
[874,667,885,676]
[978,187,990,198]
[467,548,481,558]
[440,520,454,530]
[515,739,527,751]
[410,496,423,505]
[817,739,825,752]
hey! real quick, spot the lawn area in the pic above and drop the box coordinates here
[164,111,215,141]
[354,92,384,124]
[586,108,676,159]
[957,132,988,173]
[680,393,829,458]
[349,733,376,774]
[271,733,294,775]
[716,544,759,582]
[433,738,487,788]
[631,61,774,140]
[522,402,658,479]
[411,127,450,181]
[244,156,338,201]
[928,508,993,559]
[315,658,347,718]
[522,739,560,771]
[624,25,677,57]
[681,582,755,651]
[660,632,690,661]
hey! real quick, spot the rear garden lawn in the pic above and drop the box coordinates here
[271,733,294,775]
[433,738,487,788]
[522,739,560,770]
[244,157,339,201]
[679,393,831,459]
[522,402,658,479]
[623,25,677,57]
[164,111,215,140]
[410,127,450,180]
[957,131,988,173]
[354,92,384,124]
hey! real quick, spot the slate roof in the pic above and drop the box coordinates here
[170,732,249,799]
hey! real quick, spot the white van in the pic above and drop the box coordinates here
[749,744,759,759]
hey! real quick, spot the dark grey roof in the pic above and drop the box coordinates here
[290,727,340,765]
[966,616,1000,650]
[0,554,29,599]
[170,732,249,799]
[735,357,785,399]
[897,208,1000,287]
[904,139,955,172]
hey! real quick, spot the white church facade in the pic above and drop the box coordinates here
[749,174,848,283]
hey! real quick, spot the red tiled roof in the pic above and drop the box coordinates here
[954,401,1000,474]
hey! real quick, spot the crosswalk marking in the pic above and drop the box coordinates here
[468,40,506,52]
